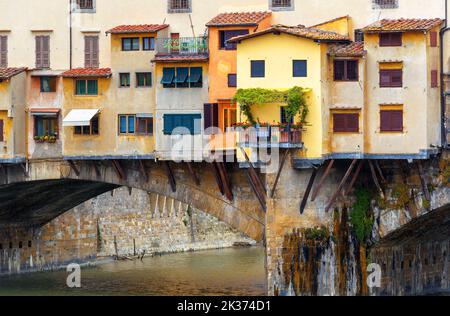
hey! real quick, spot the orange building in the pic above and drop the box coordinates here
[206,12,272,132]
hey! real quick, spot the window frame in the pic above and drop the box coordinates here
[293,59,308,78]
[251,60,265,78]
[142,37,155,51]
[228,74,237,88]
[118,114,136,135]
[269,0,295,11]
[72,0,96,13]
[121,37,140,51]
[137,117,154,136]
[379,69,403,88]
[74,116,99,135]
[75,79,99,96]
[40,76,57,93]
[34,116,59,138]
[379,32,402,47]
[136,72,152,88]
[332,113,360,133]
[163,113,202,135]
[167,0,192,13]
[380,109,403,132]
[0,35,7,68]
[119,73,131,88]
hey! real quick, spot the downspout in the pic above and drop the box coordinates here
[69,0,73,69]
[440,0,449,146]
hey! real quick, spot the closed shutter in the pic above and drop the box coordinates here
[380,69,402,87]
[430,31,438,47]
[293,60,307,77]
[0,36,7,68]
[251,60,265,78]
[380,110,403,132]
[203,103,218,133]
[0,120,3,142]
[36,36,50,69]
[85,36,99,68]
[333,114,347,132]
[35,36,42,68]
[333,113,359,133]
[228,74,237,87]
[431,70,438,88]
[334,60,345,80]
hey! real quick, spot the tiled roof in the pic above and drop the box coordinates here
[362,18,443,33]
[206,11,271,27]
[0,67,27,80]
[61,68,112,78]
[106,24,169,34]
[329,42,366,57]
[228,24,350,43]
[152,54,209,63]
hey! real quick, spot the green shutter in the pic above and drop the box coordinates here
[87,80,98,95]
[76,80,86,95]
[174,67,189,83]
[187,67,202,83]
[161,68,175,85]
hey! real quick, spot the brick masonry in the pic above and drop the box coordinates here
[0,187,255,274]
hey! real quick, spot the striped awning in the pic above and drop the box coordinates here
[30,108,60,117]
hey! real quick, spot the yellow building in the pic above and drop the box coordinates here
[0,67,27,163]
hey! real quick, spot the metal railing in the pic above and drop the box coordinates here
[237,127,303,148]
[155,37,208,55]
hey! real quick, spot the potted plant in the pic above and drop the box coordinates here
[48,136,57,143]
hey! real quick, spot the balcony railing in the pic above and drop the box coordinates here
[237,126,303,148]
[155,37,208,56]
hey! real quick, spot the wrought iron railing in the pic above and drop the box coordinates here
[237,127,303,148]
[155,37,208,55]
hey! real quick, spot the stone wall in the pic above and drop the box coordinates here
[0,187,254,274]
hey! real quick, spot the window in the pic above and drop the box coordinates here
[119,73,130,88]
[163,114,202,135]
[74,116,99,135]
[228,74,237,87]
[251,60,265,78]
[137,117,153,135]
[354,30,364,43]
[168,0,191,13]
[380,110,403,132]
[293,60,307,77]
[122,38,139,51]
[136,73,152,87]
[35,36,50,69]
[0,36,7,68]
[75,0,94,10]
[333,113,359,133]
[0,119,3,142]
[372,0,399,9]
[431,70,438,88]
[204,103,219,132]
[75,79,98,95]
[269,0,294,11]
[430,32,438,47]
[40,76,57,92]
[219,30,249,50]
[143,37,155,51]
[85,36,99,68]
[379,33,402,47]
[34,116,58,137]
[162,67,202,88]
[380,69,403,87]
[334,60,358,81]
[280,107,294,124]
[119,115,136,135]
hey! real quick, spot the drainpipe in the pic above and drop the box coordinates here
[69,0,73,69]
[440,0,449,147]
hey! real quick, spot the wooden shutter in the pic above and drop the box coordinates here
[204,103,219,133]
[380,33,402,47]
[333,114,346,132]
[251,60,265,78]
[293,60,307,77]
[430,31,438,47]
[0,120,3,142]
[431,70,438,88]
[42,36,50,68]
[0,36,7,68]
[333,113,359,133]
[380,110,403,132]
[228,74,237,87]
[85,36,99,68]
[380,69,402,87]
[35,36,42,68]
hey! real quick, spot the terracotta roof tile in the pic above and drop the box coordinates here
[61,68,112,78]
[152,54,209,63]
[206,11,271,27]
[362,18,443,33]
[329,42,366,57]
[228,24,350,43]
[0,67,27,80]
[106,24,169,34]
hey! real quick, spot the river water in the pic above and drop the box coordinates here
[0,247,266,296]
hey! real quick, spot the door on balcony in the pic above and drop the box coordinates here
[170,33,180,54]
[223,108,237,131]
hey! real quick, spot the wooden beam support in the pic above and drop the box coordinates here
[68,160,80,177]
[186,162,200,186]
[138,160,149,183]
[163,161,176,193]
[92,161,101,178]
[216,162,233,201]
[300,167,318,214]
[212,162,225,196]
[374,160,387,184]
[368,160,384,199]
[20,163,29,178]
[325,159,358,213]
[344,160,365,196]
[270,149,290,198]
[111,160,126,180]
[240,148,267,195]
[417,161,431,202]
[311,159,334,202]
[246,170,266,212]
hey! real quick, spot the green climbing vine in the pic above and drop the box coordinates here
[350,188,374,244]
[233,86,308,125]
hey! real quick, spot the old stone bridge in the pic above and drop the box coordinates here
[0,153,449,296]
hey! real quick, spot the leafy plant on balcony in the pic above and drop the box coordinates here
[233,86,308,125]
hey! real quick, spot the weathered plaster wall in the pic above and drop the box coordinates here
[0,187,254,274]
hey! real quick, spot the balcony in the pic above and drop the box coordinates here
[154,37,209,62]
[237,126,304,149]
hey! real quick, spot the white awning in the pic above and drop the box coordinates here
[63,109,99,127]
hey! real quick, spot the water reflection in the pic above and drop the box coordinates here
[0,247,266,296]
